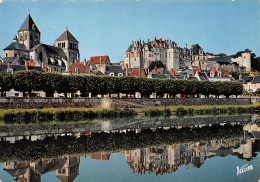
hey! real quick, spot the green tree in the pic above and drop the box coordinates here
[148,61,165,71]
[0,72,13,97]
[13,71,44,97]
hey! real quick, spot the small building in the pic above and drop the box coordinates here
[90,55,111,74]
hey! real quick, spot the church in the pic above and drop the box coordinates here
[1,14,80,73]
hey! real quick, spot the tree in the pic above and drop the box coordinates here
[148,61,165,71]
[0,72,13,97]
[13,71,44,97]
[255,88,260,95]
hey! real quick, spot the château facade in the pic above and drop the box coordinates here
[122,38,251,73]
[122,38,207,71]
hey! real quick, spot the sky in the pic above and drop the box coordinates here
[0,0,260,63]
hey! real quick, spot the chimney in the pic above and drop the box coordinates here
[75,59,78,64]
[197,66,201,73]
[148,39,149,43]
[192,68,195,77]
[171,68,176,76]
[41,62,45,69]
[159,38,162,43]
[225,68,229,76]
[84,58,87,66]
[25,60,29,70]
[154,66,157,74]
[185,44,187,49]
[142,69,145,77]
[139,68,141,77]
[45,64,47,72]
[126,63,129,76]
[212,67,216,76]
[7,62,11,69]
[239,74,242,80]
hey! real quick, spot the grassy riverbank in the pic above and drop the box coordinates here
[0,102,259,124]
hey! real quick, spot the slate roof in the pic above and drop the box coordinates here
[3,57,17,63]
[252,76,260,84]
[199,72,209,81]
[105,65,125,76]
[56,30,78,42]
[90,55,109,65]
[151,74,174,79]
[188,76,199,81]
[240,76,254,84]
[0,64,44,73]
[41,44,67,59]
[208,56,231,63]
[3,42,28,51]
[18,14,40,33]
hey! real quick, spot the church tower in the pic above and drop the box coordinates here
[17,14,41,50]
[54,29,80,63]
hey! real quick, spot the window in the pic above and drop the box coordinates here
[75,67,79,72]
[6,53,7,57]
[110,72,114,77]
[118,73,123,77]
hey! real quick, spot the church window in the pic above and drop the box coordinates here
[25,34,27,40]
[6,53,7,57]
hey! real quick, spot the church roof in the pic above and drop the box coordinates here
[3,42,28,51]
[18,14,40,33]
[56,30,78,42]
[41,44,67,59]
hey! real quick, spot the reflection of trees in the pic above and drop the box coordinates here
[123,138,259,175]
[0,124,243,162]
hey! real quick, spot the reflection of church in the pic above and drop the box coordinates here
[123,138,255,175]
[4,156,80,182]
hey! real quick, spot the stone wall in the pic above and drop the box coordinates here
[0,97,252,109]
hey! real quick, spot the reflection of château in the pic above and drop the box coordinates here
[123,138,257,175]
[4,156,80,182]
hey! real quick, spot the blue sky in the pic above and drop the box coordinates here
[0,0,260,63]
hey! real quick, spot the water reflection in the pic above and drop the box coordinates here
[4,156,80,182]
[123,138,256,176]
[0,117,259,181]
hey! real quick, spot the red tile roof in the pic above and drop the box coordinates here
[67,63,88,73]
[90,55,109,65]
[90,153,110,160]
[129,68,146,77]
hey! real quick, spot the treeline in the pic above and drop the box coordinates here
[0,71,243,98]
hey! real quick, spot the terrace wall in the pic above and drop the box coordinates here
[0,97,252,109]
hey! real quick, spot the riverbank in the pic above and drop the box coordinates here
[0,103,259,124]
[0,97,253,109]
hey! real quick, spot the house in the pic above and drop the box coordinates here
[241,76,260,92]
[63,59,102,75]
[89,55,111,74]
[105,65,125,77]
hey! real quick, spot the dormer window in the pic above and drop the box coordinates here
[218,72,222,77]
[110,73,114,77]
[118,73,123,77]
[75,67,79,72]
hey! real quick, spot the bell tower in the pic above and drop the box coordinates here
[17,14,41,50]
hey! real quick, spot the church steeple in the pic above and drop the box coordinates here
[54,29,79,63]
[17,14,41,49]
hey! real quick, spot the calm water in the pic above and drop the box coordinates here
[0,115,259,182]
